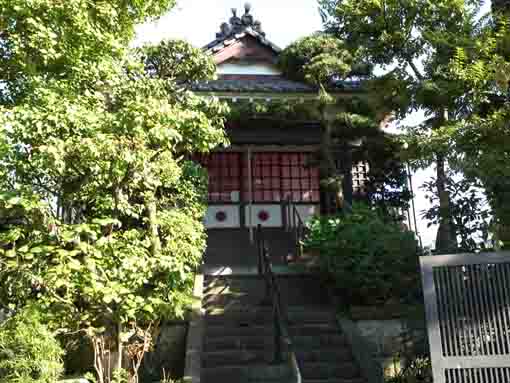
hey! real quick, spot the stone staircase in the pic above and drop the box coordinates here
[200,275,366,383]
[201,275,290,382]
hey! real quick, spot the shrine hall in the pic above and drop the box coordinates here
[191,4,369,266]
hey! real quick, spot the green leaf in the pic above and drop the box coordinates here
[5,249,16,258]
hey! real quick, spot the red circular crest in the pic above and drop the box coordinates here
[258,210,270,222]
[215,211,227,222]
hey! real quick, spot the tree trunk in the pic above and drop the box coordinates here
[320,120,349,214]
[435,154,457,253]
[320,118,336,214]
[490,185,510,250]
[146,195,161,257]
[92,337,105,383]
[116,322,123,374]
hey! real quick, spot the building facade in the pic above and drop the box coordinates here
[191,5,367,265]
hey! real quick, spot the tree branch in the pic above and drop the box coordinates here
[407,58,424,81]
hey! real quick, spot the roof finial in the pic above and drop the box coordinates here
[242,2,254,26]
[215,3,265,39]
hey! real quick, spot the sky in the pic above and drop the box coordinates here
[135,0,324,48]
[135,0,493,248]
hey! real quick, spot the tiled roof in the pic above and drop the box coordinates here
[191,77,314,93]
[204,28,281,56]
[204,4,281,56]
[198,5,364,95]
[191,77,363,94]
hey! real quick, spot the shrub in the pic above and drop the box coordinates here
[386,357,432,383]
[0,307,64,383]
[304,203,420,305]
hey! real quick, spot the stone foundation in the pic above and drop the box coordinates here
[140,321,188,382]
[349,307,428,378]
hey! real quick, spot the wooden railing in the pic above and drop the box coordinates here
[282,198,308,263]
[256,224,302,383]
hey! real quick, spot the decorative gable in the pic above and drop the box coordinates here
[193,4,362,97]
[203,3,281,74]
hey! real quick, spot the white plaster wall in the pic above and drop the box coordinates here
[204,205,240,228]
[245,204,282,228]
[217,62,282,75]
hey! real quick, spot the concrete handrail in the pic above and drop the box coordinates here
[183,274,204,383]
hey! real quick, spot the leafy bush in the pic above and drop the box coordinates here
[304,203,420,305]
[386,357,432,383]
[0,1,228,383]
[0,308,64,383]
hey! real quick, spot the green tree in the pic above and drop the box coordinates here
[0,0,177,105]
[138,39,217,82]
[320,0,485,252]
[279,34,385,213]
[0,307,64,383]
[421,172,491,252]
[0,2,228,383]
[447,4,510,248]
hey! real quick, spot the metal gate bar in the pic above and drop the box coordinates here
[420,252,510,383]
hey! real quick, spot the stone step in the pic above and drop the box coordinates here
[302,379,365,383]
[205,323,274,337]
[201,349,271,368]
[204,312,273,326]
[202,364,291,382]
[295,347,353,364]
[291,334,348,348]
[203,285,262,298]
[203,294,264,311]
[201,276,365,382]
[203,334,273,352]
[203,333,348,352]
[299,362,360,380]
[205,308,335,325]
[204,322,337,338]
[203,276,262,290]
[204,275,330,305]
[288,323,339,336]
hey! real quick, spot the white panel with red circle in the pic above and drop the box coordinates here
[245,205,282,228]
[204,205,241,229]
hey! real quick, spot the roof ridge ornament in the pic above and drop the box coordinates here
[242,3,254,26]
[216,3,265,39]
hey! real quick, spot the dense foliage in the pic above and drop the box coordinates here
[0,0,177,105]
[279,34,357,86]
[0,2,228,383]
[447,5,510,248]
[138,39,216,82]
[278,35,410,214]
[0,308,64,383]
[386,358,432,383]
[358,132,412,218]
[304,204,420,305]
[421,172,491,252]
[319,0,490,252]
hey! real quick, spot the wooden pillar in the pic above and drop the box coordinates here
[247,147,254,243]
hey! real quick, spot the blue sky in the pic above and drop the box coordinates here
[135,0,493,248]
